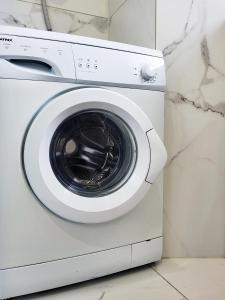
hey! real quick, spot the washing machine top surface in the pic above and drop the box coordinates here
[0,25,165,91]
[0,25,162,57]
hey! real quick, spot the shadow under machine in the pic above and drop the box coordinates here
[0,26,167,299]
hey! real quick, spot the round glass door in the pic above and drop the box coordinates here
[50,110,137,197]
[23,87,153,223]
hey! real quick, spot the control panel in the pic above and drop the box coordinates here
[73,44,165,89]
[0,35,75,79]
[0,34,165,89]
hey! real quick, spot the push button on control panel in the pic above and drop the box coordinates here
[76,57,99,72]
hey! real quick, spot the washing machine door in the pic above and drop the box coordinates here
[24,88,167,223]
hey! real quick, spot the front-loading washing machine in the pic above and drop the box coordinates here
[0,26,167,299]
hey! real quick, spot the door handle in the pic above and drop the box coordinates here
[146,129,167,184]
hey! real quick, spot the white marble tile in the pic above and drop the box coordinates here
[16,266,185,299]
[17,0,109,18]
[0,0,109,40]
[108,0,126,17]
[163,109,225,257]
[155,259,225,300]
[109,0,155,48]
[157,0,225,257]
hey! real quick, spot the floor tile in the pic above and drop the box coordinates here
[16,265,184,300]
[154,258,225,300]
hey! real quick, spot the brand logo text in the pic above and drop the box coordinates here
[0,37,13,42]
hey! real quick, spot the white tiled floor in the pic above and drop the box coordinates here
[15,259,225,300]
[154,259,225,300]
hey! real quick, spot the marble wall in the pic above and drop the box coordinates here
[109,0,156,48]
[0,0,109,39]
[157,0,225,257]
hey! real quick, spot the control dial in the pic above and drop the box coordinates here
[141,64,156,82]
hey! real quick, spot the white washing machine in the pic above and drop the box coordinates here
[0,26,167,299]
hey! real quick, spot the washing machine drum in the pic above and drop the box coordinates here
[24,88,167,223]
[50,109,136,198]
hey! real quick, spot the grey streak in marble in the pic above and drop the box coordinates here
[90,17,109,33]
[67,15,108,35]
[200,36,225,86]
[167,91,225,118]
[163,0,195,57]
[0,12,27,27]
[158,0,225,258]
[0,0,109,39]
[165,5,225,120]
[167,140,194,167]
[201,36,210,70]
[98,291,105,300]
[18,0,109,18]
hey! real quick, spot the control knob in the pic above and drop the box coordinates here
[141,64,156,82]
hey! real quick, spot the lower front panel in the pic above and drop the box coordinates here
[0,237,162,299]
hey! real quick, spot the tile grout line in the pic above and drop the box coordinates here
[152,266,189,300]
[17,0,108,19]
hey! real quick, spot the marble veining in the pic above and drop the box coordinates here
[164,0,225,164]
[166,138,195,167]
[167,91,225,118]
[17,0,109,18]
[157,0,225,257]
[200,36,225,83]
[0,0,109,39]
[163,0,195,57]
[98,291,105,300]
[68,16,109,35]
[0,12,27,27]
